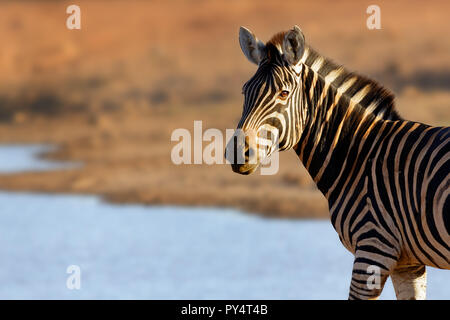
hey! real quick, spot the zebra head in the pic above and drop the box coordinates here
[226,26,307,174]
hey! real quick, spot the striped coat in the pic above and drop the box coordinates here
[226,26,449,299]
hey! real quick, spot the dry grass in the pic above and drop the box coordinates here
[0,0,448,218]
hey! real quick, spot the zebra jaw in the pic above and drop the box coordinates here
[231,162,258,175]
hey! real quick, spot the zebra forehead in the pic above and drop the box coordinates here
[245,64,285,91]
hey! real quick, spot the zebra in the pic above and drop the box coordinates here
[225,26,450,300]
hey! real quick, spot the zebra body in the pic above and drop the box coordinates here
[226,26,450,299]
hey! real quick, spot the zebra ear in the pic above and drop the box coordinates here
[239,27,265,65]
[282,25,305,65]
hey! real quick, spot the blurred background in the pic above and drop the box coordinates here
[0,0,448,299]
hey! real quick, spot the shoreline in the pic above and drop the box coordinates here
[0,113,330,219]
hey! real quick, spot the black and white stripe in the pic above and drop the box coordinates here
[229,26,449,299]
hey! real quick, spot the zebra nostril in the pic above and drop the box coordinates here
[245,147,255,160]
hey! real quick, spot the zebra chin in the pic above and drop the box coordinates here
[231,162,260,175]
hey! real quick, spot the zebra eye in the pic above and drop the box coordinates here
[279,90,289,100]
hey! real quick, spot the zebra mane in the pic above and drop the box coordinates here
[266,34,401,121]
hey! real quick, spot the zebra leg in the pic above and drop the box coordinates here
[391,265,427,300]
[348,248,397,300]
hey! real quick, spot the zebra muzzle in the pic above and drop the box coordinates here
[225,129,260,175]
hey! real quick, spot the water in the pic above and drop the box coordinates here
[0,144,78,173]
[0,145,448,299]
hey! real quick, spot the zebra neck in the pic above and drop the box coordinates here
[294,53,388,201]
